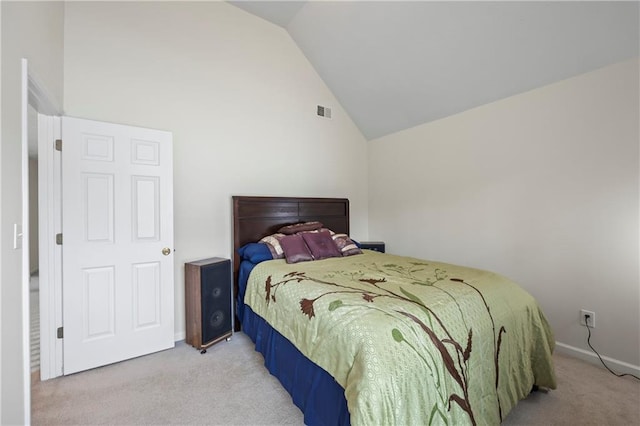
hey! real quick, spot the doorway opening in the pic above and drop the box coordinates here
[28,104,40,381]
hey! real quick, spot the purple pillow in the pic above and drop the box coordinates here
[302,231,342,260]
[280,234,314,264]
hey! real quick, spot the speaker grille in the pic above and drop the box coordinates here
[200,260,232,344]
[209,310,226,328]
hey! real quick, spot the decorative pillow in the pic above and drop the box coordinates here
[280,234,314,264]
[237,243,273,264]
[277,221,324,235]
[302,231,342,260]
[259,233,286,259]
[293,227,333,236]
[331,233,363,256]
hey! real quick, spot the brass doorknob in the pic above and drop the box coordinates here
[162,247,171,256]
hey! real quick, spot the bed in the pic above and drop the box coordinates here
[232,196,557,426]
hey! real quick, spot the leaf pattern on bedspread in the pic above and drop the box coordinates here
[263,263,507,425]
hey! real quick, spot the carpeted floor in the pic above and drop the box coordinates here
[32,332,640,425]
[30,275,40,373]
[30,289,40,373]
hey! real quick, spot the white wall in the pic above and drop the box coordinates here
[63,1,369,340]
[369,59,640,368]
[1,1,65,423]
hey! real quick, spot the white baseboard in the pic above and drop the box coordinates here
[174,331,185,342]
[555,341,640,377]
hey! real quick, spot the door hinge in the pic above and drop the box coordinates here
[55,233,63,245]
[57,327,63,339]
[55,139,62,151]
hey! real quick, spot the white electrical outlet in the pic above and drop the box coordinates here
[580,309,595,328]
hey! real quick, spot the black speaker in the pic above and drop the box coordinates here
[185,257,233,351]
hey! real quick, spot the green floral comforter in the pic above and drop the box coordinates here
[244,251,557,425]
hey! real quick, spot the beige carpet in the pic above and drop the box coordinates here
[32,332,640,425]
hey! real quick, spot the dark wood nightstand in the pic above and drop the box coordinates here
[360,241,385,253]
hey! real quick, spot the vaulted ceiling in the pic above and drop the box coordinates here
[230,1,639,140]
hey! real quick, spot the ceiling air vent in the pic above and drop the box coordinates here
[317,105,332,119]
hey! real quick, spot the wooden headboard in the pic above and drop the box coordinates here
[232,196,350,325]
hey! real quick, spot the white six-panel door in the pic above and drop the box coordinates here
[62,117,174,374]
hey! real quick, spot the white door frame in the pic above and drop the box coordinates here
[37,114,62,380]
[20,58,30,426]
[21,59,63,424]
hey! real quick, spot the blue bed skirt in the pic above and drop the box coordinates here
[242,305,350,426]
